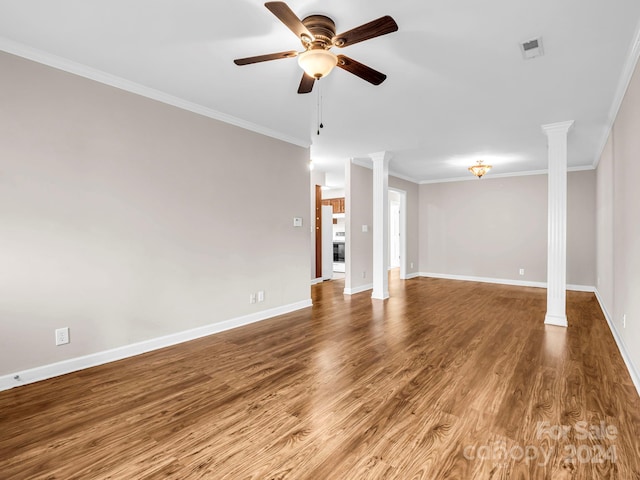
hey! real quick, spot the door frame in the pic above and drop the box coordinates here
[315,184,322,279]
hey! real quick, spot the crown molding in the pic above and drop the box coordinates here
[388,170,421,184]
[348,158,593,185]
[419,165,594,185]
[420,170,546,185]
[0,37,311,149]
[592,18,640,169]
[349,157,420,184]
[350,157,372,169]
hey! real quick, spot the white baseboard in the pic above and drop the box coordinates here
[594,289,640,398]
[310,277,323,285]
[0,299,312,392]
[419,272,594,292]
[566,284,597,292]
[344,283,373,295]
[404,272,421,280]
[420,271,546,288]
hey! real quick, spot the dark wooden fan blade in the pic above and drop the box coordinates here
[333,16,398,48]
[298,73,315,94]
[265,2,315,42]
[234,50,298,65]
[336,55,387,85]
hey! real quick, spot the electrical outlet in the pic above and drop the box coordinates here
[257,290,265,302]
[55,327,70,346]
[362,271,366,279]
[410,262,414,269]
[249,293,257,304]
[623,314,626,328]
[519,268,525,276]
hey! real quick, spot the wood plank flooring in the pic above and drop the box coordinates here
[1,274,639,479]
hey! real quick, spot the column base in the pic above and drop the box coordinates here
[544,313,568,327]
[371,290,389,300]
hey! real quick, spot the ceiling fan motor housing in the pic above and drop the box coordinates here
[301,15,337,49]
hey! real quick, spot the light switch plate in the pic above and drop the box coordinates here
[293,217,303,227]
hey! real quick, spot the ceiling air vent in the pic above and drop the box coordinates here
[520,37,544,60]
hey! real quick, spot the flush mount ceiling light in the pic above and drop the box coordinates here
[298,49,338,79]
[468,160,492,178]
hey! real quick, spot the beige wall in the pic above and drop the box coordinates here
[596,136,614,309]
[419,171,596,286]
[597,55,640,386]
[345,162,373,292]
[0,52,311,375]
[567,170,597,286]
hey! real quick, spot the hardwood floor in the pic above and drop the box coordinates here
[1,274,639,479]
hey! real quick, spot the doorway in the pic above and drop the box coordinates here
[389,188,407,279]
[315,184,322,279]
[389,191,401,269]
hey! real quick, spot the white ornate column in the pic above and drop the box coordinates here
[542,120,574,327]
[371,151,391,300]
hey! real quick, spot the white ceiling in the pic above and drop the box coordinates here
[1,0,640,184]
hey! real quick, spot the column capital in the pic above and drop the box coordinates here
[369,151,393,163]
[541,120,575,135]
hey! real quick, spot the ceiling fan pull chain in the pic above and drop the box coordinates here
[317,80,322,135]
[319,82,324,130]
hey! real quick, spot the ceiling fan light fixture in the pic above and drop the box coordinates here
[468,160,492,178]
[298,49,338,79]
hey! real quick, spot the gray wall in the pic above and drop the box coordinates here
[596,55,640,385]
[0,52,311,375]
[419,171,596,286]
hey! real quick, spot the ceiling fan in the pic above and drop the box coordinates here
[234,2,398,94]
